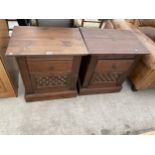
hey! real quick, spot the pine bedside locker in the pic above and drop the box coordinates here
[6,27,87,102]
[79,28,149,95]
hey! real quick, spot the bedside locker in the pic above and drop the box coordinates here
[6,27,87,102]
[79,28,149,95]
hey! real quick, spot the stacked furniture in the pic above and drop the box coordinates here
[112,19,155,90]
[0,19,18,97]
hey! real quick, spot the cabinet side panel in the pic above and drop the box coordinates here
[16,57,34,94]
[70,56,82,89]
[81,56,98,87]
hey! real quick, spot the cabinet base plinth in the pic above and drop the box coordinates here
[79,85,122,96]
[25,90,77,102]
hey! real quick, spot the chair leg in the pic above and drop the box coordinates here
[100,21,106,28]
[81,19,84,27]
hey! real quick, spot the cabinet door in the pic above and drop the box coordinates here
[0,60,16,97]
[89,59,135,87]
[25,56,81,94]
[27,58,73,93]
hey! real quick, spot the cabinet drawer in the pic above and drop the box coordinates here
[95,59,134,72]
[27,59,72,73]
[96,55,136,60]
[89,59,135,86]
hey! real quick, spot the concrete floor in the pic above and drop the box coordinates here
[0,76,155,135]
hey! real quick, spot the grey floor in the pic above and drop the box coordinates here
[0,76,155,135]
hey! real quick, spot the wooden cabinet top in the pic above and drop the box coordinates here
[80,28,149,55]
[6,27,88,56]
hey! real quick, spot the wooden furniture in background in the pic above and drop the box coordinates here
[81,19,106,28]
[139,27,155,42]
[79,28,149,95]
[142,130,155,135]
[0,20,18,97]
[6,27,87,102]
[74,19,111,29]
[112,19,155,90]
[127,19,155,27]
[31,19,74,27]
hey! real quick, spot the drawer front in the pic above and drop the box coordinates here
[90,59,135,86]
[27,59,72,73]
[96,55,136,60]
[95,59,134,72]
[26,57,73,93]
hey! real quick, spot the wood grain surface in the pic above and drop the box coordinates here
[112,19,154,69]
[0,60,15,97]
[111,19,155,90]
[6,26,88,56]
[0,19,18,97]
[16,55,81,102]
[79,27,147,95]
[80,28,149,55]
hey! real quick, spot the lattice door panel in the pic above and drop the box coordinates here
[36,75,69,88]
[30,73,71,90]
[90,72,123,85]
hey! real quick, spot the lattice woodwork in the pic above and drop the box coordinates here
[33,74,70,88]
[91,72,122,84]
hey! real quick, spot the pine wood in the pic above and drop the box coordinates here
[0,19,18,97]
[130,61,155,90]
[139,27,155,42]
[0,60,15,97]
[112,19,155,90]
[142,130,155,135]
[127,19,155,27]
[79,28,149,95]
[6,26,87,56]
[6,27,87,102]
[112,19,153,69]
[80,28,148,55]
